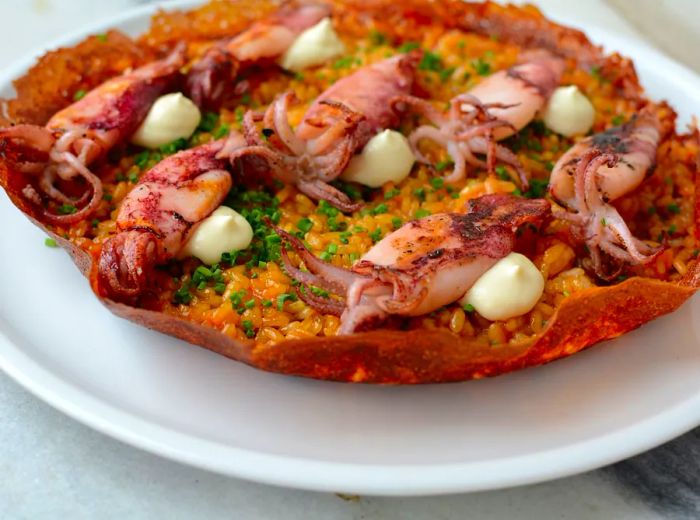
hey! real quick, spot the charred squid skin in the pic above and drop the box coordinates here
[98,228,159,302]
[97,140,237,303]
[226,53,420,211]
[0,43,187,225]
[272,194,551,334]
[185,43,239,111]
[549,106,663,279]
[184,3,331,109]
[396,53,563,186]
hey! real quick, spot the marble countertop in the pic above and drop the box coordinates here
[2,1,700,518]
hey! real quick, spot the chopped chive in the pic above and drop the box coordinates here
[434,160,454,172]
[430,177,445,189]
[296,217,313,233]
[73,89,87,101]
[333,56,355,69]
[221,250,239,265]
[414,208,431,218]
[262,299,272,308]
[472,57,491,76]
[495,165,510,181]
[611,114,625,126]
[418,51,442,72]
[57,204,77,215]
[174,283,193,305]
[439,66,455,83]
[234,106,245,125]
[667,203,681,215]
[213,123,230,139]
[369,30,387,46]
[413,187,426,201]
[369,228,383,243]
[463,303,475,313]
[244,299,255,309]
[241,319,255,338]
[197,111,218,132]
[134,151,150,169]
[310,286,330,298]
[44,237,58,248]
[523,178,549,199]
[384,188,401,200]
[158,137,188,155]
[372,202,388,215]
[229,289,246,308]
[277,293,297,311]
[327,243,338,254]
[398,41,420,53]
[391,217,403,230]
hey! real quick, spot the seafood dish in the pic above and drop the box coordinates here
[1,0,698,383]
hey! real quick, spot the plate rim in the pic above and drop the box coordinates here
[2,1,700,496]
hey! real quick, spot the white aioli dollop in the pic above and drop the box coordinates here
[279,17,346,72]
[543,85,596,137]
[460,252,544,321]
[180,207,253,265]
[131,93,202,149]
[340,129,415,188]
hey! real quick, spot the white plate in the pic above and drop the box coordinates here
[2,1,700,497]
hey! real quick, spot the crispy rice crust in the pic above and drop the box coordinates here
[1,0,699,383]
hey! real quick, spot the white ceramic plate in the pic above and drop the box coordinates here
[2,1,700,497]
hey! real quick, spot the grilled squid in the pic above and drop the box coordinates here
[394,51,564,186]
[276,194,550,334]
[549,106,662,279]
[98,138,240,301]
[226,52,420,211]
[185,3,331,109]
[0,44,186,225]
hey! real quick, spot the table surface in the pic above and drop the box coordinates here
[2,1,699,518]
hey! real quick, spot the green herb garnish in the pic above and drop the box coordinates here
[398,41,420,53]
[296,217,314,233]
